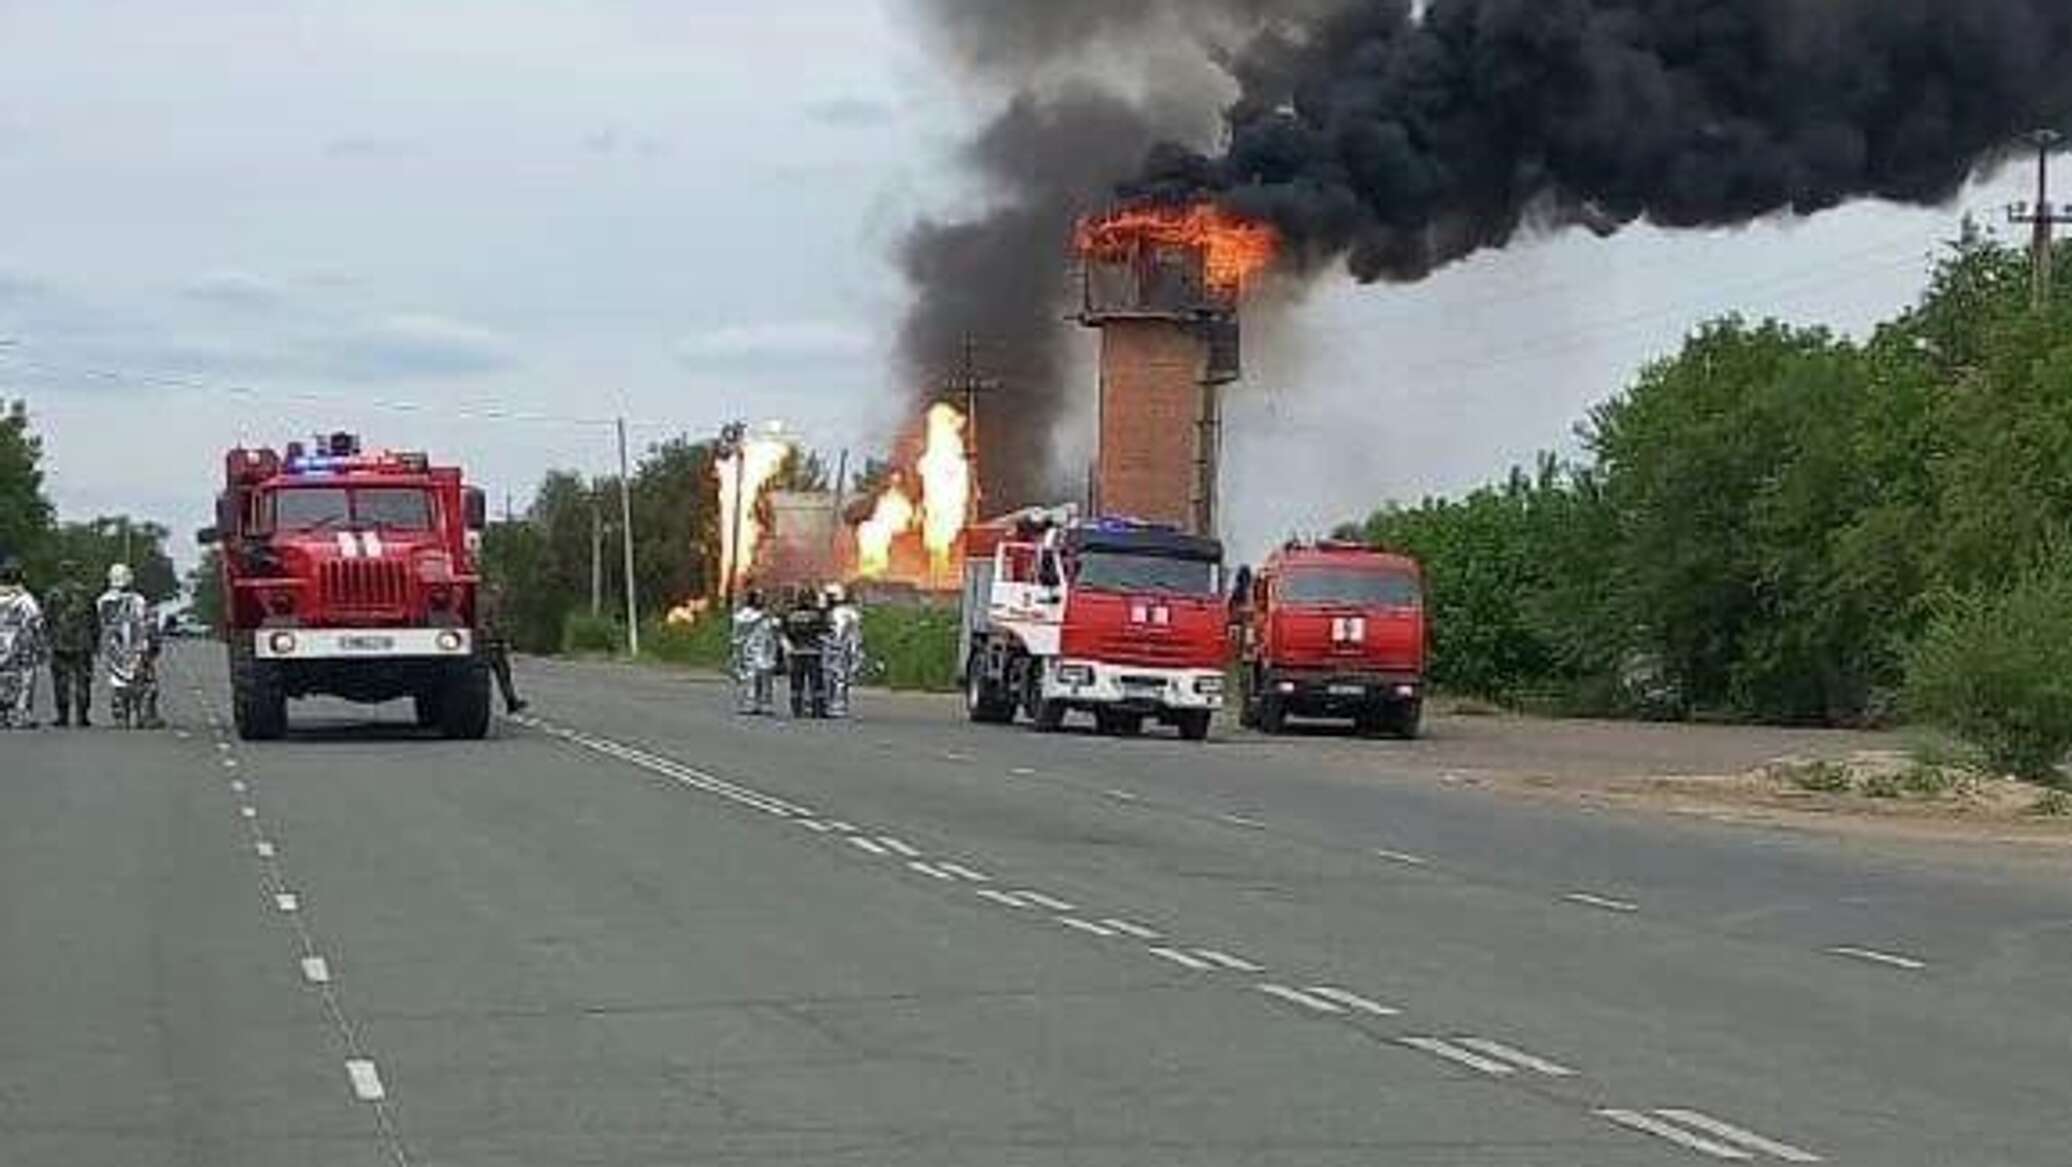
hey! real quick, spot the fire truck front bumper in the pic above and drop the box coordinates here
[1043,659,1225,712]
[253,627,474,661]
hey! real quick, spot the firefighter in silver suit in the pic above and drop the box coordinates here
[97,563,159,728]
[731,588,779,715]
[0,558,47,728]
[824,582,862,718]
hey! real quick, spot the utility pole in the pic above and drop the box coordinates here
[2008,129,2066,311]
[828,447,849,567]
[941,332,996,520]
[615,417,640,658]
[589,501,603,617]
[718,421,747,608]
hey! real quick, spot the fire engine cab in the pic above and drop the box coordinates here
[960,508,1225,740]
[201,433,491,740]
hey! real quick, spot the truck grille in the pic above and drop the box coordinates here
[321,559,409,616]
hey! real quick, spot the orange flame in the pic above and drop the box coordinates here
[715,431,791,597]
[916,403,970,574]
[1076,202,1279,296]
[855,482,917,579]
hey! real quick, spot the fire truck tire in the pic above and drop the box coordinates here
[1255,694,1287,735]
[1174,710,1213,742]
[233,656,288,741]
[1386,698,1423,740]
[1094,709,1143,737]
[964,656,1014,724]
[1032,700,1067,732]
[412,691,442,729]
[437,662,493,740]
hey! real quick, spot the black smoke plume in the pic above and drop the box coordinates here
[896,1,1338,507]
[1128,0,2072,282]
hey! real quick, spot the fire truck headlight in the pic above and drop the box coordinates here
[1276,680,1297,694]
[267,631,298,656]
[1195,675,1224,695]
[436,630,465,653]
[1056,663,1094,686]
[1394,683,1419,699]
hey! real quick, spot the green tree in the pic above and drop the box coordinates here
[189,547,225,632]
[0,400,54,565]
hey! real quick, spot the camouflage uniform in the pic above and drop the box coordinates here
[0,574,46,728]
[43,571,99,727]
[478,583,526,714]
[97,571,157,728]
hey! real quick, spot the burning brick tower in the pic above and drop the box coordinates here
[1077,208,1261,537]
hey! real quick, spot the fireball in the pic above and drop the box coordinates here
[916,402,970,574]
[715,431,791,598]
[1075,202,1279,296]
[856,482,917,579]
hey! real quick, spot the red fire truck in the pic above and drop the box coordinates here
[959,508,1226,740]
[1233,541,1427,737]
[201,433,491,740]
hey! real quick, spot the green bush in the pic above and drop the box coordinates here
[562,611,626,655]
[644,616,731,669]
[1783,760,1852,793]
[2032,788,2072,817]
[860,605,959,692]
[1904,553,2072,782]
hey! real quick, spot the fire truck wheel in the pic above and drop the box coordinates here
[233,656,288,741]
[964,658,1014,724]
[1386,698,1423,740]
[1094,709,1144,737]
[437,661,493,740]
[1255,694,1287,735]
[1174,710,1213,742]
[1031,697,1067,733]
[412,690,442,729]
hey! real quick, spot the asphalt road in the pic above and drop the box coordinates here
[5,643,2071,1165]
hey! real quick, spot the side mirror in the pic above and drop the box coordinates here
[196,526,220,546]
[463,487,488,532]
[1230,565,1254,610]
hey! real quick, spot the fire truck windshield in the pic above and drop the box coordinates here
[1076,551,1219,597]
[1281,566,1421,607]
[266,486,433,532]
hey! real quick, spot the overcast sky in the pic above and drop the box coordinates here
[2,1,2062,574]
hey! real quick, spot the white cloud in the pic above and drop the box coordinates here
[317,314,516,381]
[181,270,286,308]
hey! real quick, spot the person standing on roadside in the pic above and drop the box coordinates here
[0,558,47,729]
[478,579,527,715]
[96,564,155,728]
[731,588,779,715]
[43,559,99,728]
[824,582,862,719]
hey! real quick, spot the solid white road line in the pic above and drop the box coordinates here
[1565,891,1640,914]
[1256,983,1346,1013]
[301,956,331,984]
[275,893,300,913]
[1146,947,1216,971]
[1455,1037,1575,1076]
[975,889,1033,909]
[1058,916,1119,938]
[1372,848,1429,866]
[1015,891,1075,912]
[345,1059,387,1102]
[907,861,956,881]
[826,820,857,833]
[1101,918,1161,939]
[877,836,922,857]
[1654,1110,1823,1162]
[1191,948,1265,972]
[1597,1109,1755,1161]
[1303,986,1400,1016]
[848,837,890,856]
[936,862,992,883]
[1398,1037,1521,1076]
[798,819,832,832]
[1827,945,1926,970]
[254,840,276,859]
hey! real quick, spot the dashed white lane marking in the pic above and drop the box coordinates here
[239,806,257,819]
[848,836,890,857]
[215,742,230,752]
[221,757,239,769]
[1191,948,1264,972]
[1104,789,1140,802]
[1146,947,1215,971]
[1015,891,1075,912]
[1399,1037,1527,1076]
[1372,848,1429,866]
[941,750,972,762]
[826,820,857,833]
[1454,1037,1576,1076]
[345,1058,387,1102]
[274,892,300,913]
[936,862,992,883]
[975,888,1033,909]
[1303,985,1401,1016]
[876,836,922,857]
[798,819,832,832]
[229,779,248,794]
[1101,918,1161,939]
[1009,766,1036,777]
[1058,916,1120,938]
[907,861,956,881]
[301,956,332,984]
[1598,1110,1758,1160]
[1218,813,1265,829]
[1564,891,1640,914]
[1256,983,1346,1013]
[1827,945,1926,971]
[175,730,192,740]
[1652,1110,1824,1162]
[254,840,276,859]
